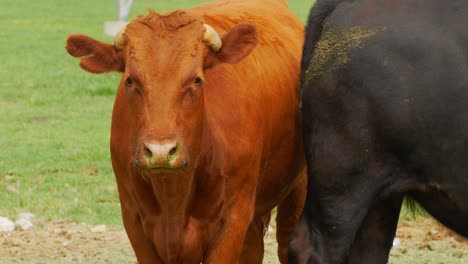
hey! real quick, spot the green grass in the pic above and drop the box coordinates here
[0,0,315,226]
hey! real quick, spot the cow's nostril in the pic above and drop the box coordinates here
[167,145,178,161]
[144,146,152,158]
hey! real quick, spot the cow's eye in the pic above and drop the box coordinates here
[194,77,203,86]
[125,77,133,86]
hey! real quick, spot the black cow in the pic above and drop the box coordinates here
[289,0,468,263]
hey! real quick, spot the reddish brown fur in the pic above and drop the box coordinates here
[65,0,305,263]
[66,35,123,73]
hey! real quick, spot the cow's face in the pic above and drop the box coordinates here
[65,11,257,173]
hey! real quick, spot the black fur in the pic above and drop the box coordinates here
[290,0,468,263]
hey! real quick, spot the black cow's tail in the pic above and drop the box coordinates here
[300,0,343,83]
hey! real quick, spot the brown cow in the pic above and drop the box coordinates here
[65,0,306,263]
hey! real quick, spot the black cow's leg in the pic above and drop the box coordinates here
[348,195,403,264]
[412,190,468,237]
[307,192,377,263]
[289,175,394,264]
[288,214,315,264]
[289,151,407,263]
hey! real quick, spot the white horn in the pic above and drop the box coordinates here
[203,24,222,52]
[114,26,127,51]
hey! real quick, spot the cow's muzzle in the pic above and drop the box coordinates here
[136,137,187,170]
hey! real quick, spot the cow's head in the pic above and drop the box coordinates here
[66,11,257,174]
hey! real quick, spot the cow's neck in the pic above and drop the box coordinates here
[149,172,195,223]
[144,164,225,261]
[147,173,196,261]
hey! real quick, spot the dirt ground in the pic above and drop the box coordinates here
[0,217,466,264]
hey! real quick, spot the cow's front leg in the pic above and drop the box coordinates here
[120,198,164,264]
[204,199,255,264]
[238,212,272,264]
[276,170,307,263]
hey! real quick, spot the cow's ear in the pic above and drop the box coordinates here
[214,24,258,64]
[65,34,124,74]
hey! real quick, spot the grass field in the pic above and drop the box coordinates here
[0,0,315,226]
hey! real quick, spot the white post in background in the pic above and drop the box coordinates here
[104,0,135,37]
[117,0,134,21]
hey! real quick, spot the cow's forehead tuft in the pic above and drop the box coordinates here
[130,10,202,36]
